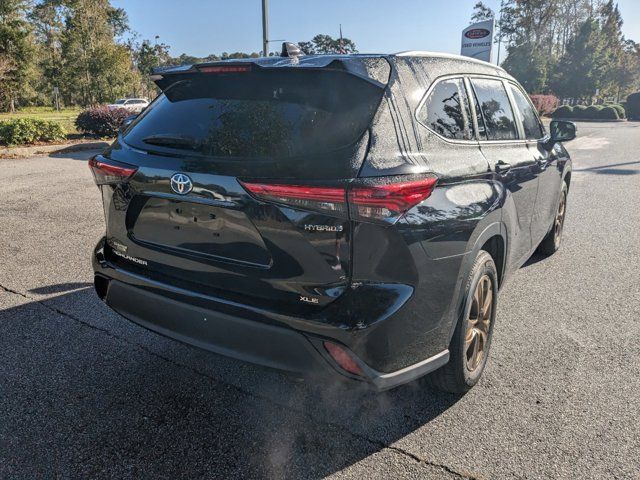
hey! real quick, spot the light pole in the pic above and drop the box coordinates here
[262,0,269,56]
[496,1,503,65]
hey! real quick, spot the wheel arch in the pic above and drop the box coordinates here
[446,222,507,343]
[467,222,507,287]
[563,167,572,191]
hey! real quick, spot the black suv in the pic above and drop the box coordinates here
[91,50,575,393]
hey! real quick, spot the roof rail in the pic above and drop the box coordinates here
[395,51,505,71]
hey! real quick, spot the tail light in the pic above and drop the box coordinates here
[88,156,138,185]
[349,176,438,223]
[239,175,437,224]
[323,341,364,377]
[239,181,348,217]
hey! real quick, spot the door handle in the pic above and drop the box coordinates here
[495,161,512,174]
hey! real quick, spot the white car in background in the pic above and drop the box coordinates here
[107,98,149,113]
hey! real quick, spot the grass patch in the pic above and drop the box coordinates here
[0,107,81,134]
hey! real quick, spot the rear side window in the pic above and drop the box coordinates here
[123,70,383,159]
[509,84,544,139]
[417,78,472,140]
[470,78,518,141]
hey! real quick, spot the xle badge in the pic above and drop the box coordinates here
[300,296,319,304]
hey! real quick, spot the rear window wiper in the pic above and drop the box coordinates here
[142,134,200,151]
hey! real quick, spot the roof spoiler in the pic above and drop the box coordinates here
[151,55,391,92]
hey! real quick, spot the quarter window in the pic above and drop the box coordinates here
[417,78,472,140]
[509,84,544,139]
[470,78,518,141]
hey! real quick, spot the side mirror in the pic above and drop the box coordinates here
[542,120,576,151]
[549,120,576,143]
[119,114,137,133]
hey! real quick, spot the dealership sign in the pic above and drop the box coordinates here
[461,19,495,63]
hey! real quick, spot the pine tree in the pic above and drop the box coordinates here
[133,39,171,98]
[599,0,634,99]
[551,18,608,101]
[0,0,36,111]
[297,35,357,55]
[470,2,494,24]
[28,0,65,106]
[502,42,548,93]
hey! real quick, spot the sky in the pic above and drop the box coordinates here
[112,0,640,59]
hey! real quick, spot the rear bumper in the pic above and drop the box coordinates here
[93,239,449,390]
[105,278,331,374]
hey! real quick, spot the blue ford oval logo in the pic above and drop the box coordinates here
[170,173,193,195]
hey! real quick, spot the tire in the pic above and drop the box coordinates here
[427,250,498,393]
[537,182,568,256]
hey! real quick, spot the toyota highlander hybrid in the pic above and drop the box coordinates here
[90,48,575,392]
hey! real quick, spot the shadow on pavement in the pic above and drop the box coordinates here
[48,144,108,161]
[1,287,462,479]
[28,282,92,295]
[573,159,640,176]
[521,252,547,268]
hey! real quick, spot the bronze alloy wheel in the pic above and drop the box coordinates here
[553,190,567,249]
[465,274,493,372]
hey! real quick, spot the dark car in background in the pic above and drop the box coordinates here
[90,49,575,392]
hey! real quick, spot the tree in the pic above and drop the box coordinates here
[0,0,35,111]
[0,54,15,86]
[221,52,260,60]
[618,40,640,96]
[502,42,549,93]
[470,2,494,24]
[297,34,357,55]
[551,18,608,101]
[28,0,65,106]
[134,39,171,97]
[599,0,636,99]
[59,0,140,105]
[491,0,640,97]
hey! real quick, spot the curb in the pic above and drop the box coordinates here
[0,140,111,159]
[551,118,627,123]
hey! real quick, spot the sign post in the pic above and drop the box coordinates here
[461,19,495,63]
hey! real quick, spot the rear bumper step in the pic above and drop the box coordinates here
[93,240,449,390]
[105,278,330,374]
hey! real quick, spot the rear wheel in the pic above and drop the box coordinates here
[537,182,568,256]
[427,250,497,393]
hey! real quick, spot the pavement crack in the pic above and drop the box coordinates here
[384,445,482,479]
[1,282,480,479]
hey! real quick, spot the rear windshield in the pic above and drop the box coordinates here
[123,70,383,159]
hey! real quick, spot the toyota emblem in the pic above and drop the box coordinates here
[170,173,193,195]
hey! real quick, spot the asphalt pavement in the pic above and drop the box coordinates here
[1,122,639,479]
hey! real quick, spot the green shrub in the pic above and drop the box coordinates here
[552,105,573,118]
[585,105,602,118]
[76,106,131,137]
[610,104,625,119]
[573,105,587,118]
[599,106,619,120]
[625,92,640,120]
[0,118,66,146]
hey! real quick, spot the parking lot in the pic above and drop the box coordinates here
[1,122,639,479]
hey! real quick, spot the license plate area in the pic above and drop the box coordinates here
[128,196,271,267]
